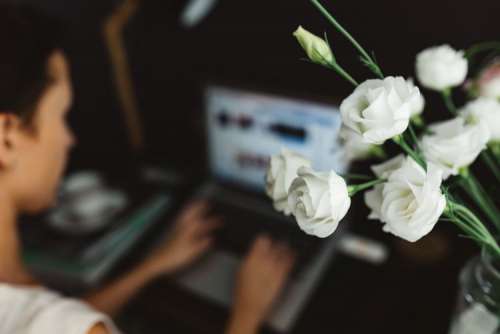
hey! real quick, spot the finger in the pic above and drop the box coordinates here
[243,235,267,262]
[188,218,223,240]
[253,234,272,255]
[266,240,294,267]
[280,250,296,273]
[276,250,296,280]
[195,217,224,235]
[272,241,291,260]
[193,236,214,255]
[178,208,213,232]
[179,200,210,223]
[182,216,207,235]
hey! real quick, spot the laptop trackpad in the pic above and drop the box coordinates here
[174,238,337,333]
[175,251,238,307]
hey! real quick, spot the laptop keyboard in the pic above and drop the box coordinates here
[208,199,323,277]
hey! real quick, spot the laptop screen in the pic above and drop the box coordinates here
[205,85,347,192]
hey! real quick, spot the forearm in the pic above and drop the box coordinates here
[225,308,262,334]
[83,262,158,316]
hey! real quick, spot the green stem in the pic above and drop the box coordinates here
[445,202,500,256]
[407,123,421,153]
[459,169,500,231]
[441,89,457,115]
[454,204,500,254]
[481,149,500,184]
[455,207,491,238]
[465,41,500,60]
[310,0,383,79]
[348,179,385,196]
[490,142,500,161]
[444,212,487,245]
[328,62,359,87]
[343,173,373,181]
[312,50,359,87]
[411,115,425,129]
[393,136,426,170]
[370,146,387,160]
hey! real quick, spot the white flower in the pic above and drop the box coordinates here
[288,167,350,238]
[265,150,311,215]
[379,158,446,242]
[293,26,334,66]
[339,126,378,162]
[340,76,421,145]
[421,117,490,179]
[416,45,468,91]
[364,154,405,219]
[370,154,406,179]
[406,78,426,117]
[460,97,500,142]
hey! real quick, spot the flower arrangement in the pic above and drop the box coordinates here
[266,0,500,257]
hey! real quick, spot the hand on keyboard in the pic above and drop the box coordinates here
[210,199,321,278]
[226,235,296,333]
[144,200,223,276]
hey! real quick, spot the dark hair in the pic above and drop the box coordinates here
[0,4,63,125]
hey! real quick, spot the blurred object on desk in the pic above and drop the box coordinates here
[337,234,389,265]
[20,169,175,292]
[49,171,128,235]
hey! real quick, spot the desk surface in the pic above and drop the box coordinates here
[114,198,476,334]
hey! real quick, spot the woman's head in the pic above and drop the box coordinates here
[0,5,75,214]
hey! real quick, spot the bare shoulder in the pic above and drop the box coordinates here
[87,323,110,334]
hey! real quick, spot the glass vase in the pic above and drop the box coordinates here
[449,249,500,334]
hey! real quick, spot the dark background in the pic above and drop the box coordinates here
[7,0,500,173]
[5,1,500,333]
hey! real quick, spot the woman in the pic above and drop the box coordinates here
[0,5,295,334]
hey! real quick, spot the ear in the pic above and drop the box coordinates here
[0,113,24,170]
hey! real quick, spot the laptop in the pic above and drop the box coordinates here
[174,84,349,332]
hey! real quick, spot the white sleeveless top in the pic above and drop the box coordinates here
[0,283,120,334]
